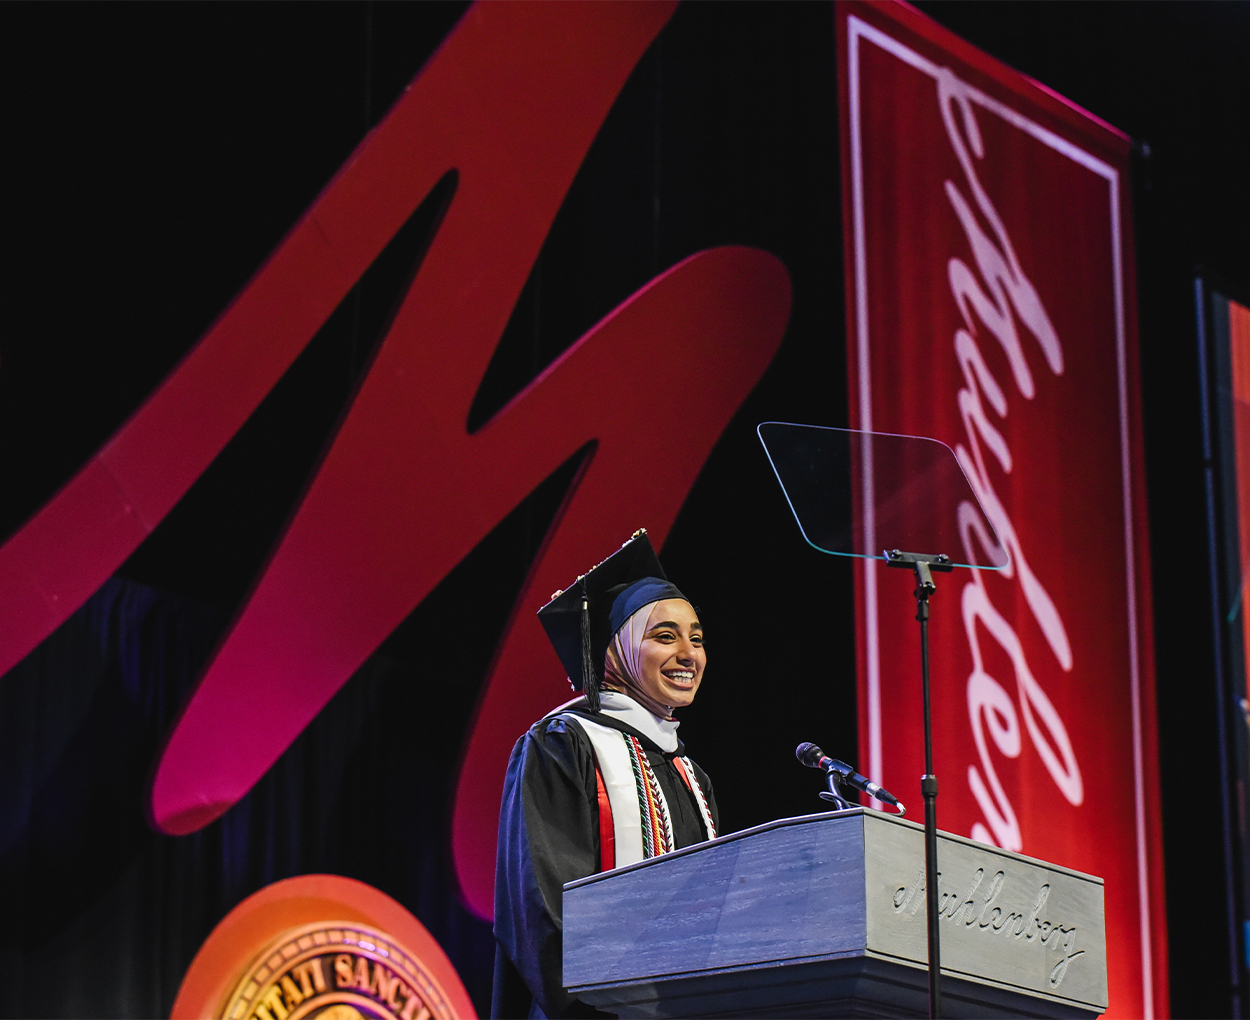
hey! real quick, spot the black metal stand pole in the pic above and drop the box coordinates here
[885,549,951,1020]
[915,564,941,1020]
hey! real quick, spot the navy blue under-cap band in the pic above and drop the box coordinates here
[607,577,688,637]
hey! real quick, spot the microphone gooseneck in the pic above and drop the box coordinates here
[795,742,906,814]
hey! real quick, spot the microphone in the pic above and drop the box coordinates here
[796,742,905,812]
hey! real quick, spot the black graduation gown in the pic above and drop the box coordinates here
[491,699,719,1020]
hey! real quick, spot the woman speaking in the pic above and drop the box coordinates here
[491,531,719,1019]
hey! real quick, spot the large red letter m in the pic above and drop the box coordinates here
[0,2,790,917]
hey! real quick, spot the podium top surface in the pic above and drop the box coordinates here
[565,808,1104,891]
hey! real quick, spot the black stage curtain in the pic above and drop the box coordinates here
[0,6,849,1015]
[0,575,497,1017]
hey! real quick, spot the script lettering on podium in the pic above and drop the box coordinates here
[892,866,1085,988]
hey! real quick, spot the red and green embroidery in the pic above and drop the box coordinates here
[676,755,717,839]
[624,734,674,857]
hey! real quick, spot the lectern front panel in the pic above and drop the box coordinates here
[861,811,1106,1011]
[564,810,1106,1018]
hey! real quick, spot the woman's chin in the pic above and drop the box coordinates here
[666,686,699,709]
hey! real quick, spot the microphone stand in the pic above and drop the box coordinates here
[884,548,952,1020]
[817,774,855,810]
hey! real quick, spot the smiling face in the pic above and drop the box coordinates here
[635,598,706,710]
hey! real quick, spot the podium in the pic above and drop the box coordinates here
[563,809,1106,1018]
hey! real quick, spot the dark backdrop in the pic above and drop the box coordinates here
[0,3,1244,1017]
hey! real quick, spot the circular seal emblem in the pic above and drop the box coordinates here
[220,921,457,1020]
[171,876,476,1020]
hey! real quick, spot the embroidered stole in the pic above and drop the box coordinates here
[563,714,716,872]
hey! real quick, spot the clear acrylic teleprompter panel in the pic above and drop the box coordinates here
[757,423,1009,570]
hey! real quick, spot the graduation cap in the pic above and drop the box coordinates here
[537,530,687,712]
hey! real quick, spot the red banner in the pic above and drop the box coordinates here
[837,3,1166,1016]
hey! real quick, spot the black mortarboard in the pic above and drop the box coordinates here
[537,530,687,712]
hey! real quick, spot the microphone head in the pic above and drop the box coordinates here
[796,742,825,768]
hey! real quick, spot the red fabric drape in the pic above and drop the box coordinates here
[838,3,1166,1016]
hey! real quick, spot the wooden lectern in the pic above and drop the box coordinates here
[563,809,1106,1018]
